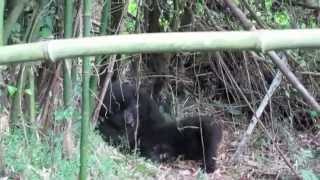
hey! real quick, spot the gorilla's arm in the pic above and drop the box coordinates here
[141,116,223,173]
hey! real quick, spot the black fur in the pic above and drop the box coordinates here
[96,81,166,148]
[96,81,223,173]
[140,116,223,173]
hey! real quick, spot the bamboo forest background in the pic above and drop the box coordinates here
[0,0,319,179]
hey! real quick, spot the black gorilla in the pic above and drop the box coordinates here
[96,81,166,148]
[140,116,223,173]
[96,81,223,173]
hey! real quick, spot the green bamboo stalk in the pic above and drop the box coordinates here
[89,65,98,114]
[24,0,43,127]
[0,0,5,176]
[89,0,111,113]
[4,0,27,44]
[63,0,73,107]
[0,0,4,46]
[0,145,4,176]
[23,1,40,136]
[68,0,77,90]
[171,0,180,31]
[100,0,111,35]
[10,65,27,127]
[79,0,92,179]
[0,0,5,112]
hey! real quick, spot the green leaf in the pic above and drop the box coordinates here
[39,26,52,38]
[128,0,137,16]
[274,11,290,28]
[39,16,54,39]
[309,111,319,119]
[7,85,17,96]
[265,0,273,11]
[24,88,33,96]
[195,2,204,15]
[54,107,76,122]
[300,169,319,180]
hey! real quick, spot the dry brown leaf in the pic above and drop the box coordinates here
[62,121,75,159]
[0,113,9,136]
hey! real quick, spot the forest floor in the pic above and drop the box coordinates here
[1,111,319,179]
[147,120,320,180]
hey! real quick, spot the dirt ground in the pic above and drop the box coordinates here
[152,120,320,180]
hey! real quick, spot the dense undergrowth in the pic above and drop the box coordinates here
[1,127,162,179]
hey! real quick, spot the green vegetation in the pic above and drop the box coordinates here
[1,128,159,179]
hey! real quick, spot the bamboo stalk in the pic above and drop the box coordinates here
[89,0,111,113]
[0,0,5,176]
[62,0,75,161]
[27,66,35,122]
[100,0,111,35]
[0,0,4,46]
[171,0,180,30]
[4,0,27,44]
[1,30,320,64]
[63,0,73,107]
[10,65,27,127]
[79,0,92,179]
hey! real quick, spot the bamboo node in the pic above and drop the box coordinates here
[43,41,55,62]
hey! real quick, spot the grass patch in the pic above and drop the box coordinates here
[1,128,159,179]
